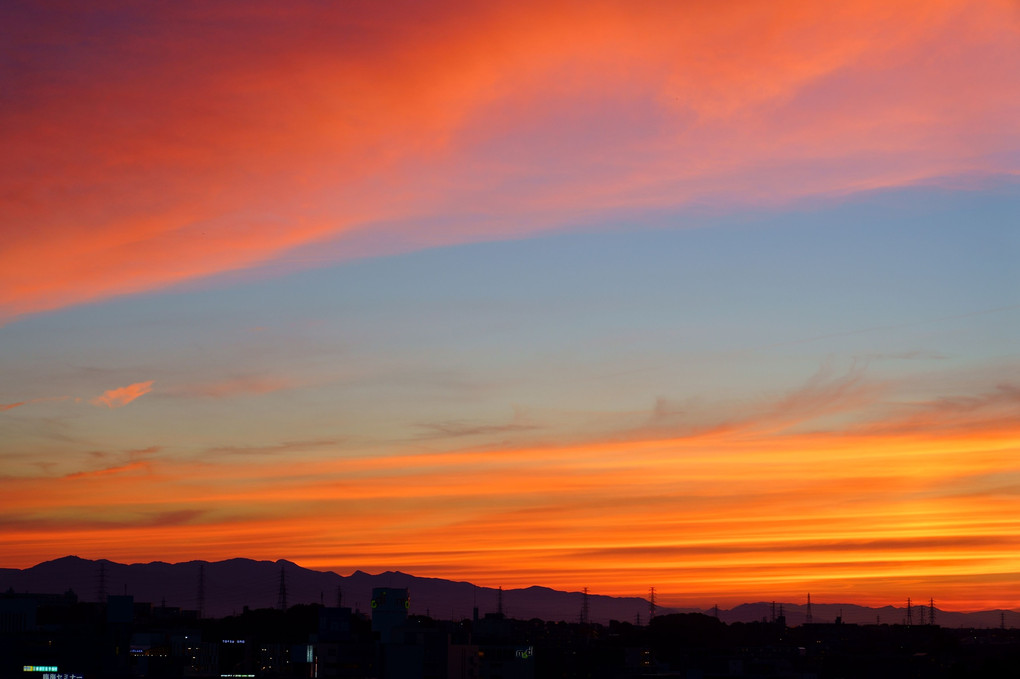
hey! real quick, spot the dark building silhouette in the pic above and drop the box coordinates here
[2,587,1019,678]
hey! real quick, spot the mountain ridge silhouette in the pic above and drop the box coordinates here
[2,556,1016,628]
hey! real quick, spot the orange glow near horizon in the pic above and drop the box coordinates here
[3,405,1017,612]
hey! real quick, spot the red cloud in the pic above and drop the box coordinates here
[90,381,155,409]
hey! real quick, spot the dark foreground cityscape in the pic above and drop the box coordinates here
[3,585,1019,679]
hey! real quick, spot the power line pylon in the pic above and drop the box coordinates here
[197,564,206,618]
[96,562,107,603]
[277,565,288,611]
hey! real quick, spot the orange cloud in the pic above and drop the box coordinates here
[90,381,155,409]
[2,0,1017,322]
[0,396,70,412]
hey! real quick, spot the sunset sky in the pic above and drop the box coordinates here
[2,0,1018,612]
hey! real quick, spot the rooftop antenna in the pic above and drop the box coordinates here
[649,587,656,621]
[805,593,813,624]
[581,587,590,625]
[906,597,912,626]
[197,565,206,619]
[929,597,936,626]
[277,565,288,611]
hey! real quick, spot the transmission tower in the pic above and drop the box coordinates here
[929,597,936,626]
[337,585,343,608]
[497,586,504,617]
[197,564,206,618]
[580,587,590,625]
[906,597,912,626]
[805,593,813,624]
[96,562,107,603]
[277,565,288,611]
[712,604,719,620]
[649,587,656,621]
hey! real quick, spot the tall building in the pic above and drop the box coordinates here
[371,587,409,644]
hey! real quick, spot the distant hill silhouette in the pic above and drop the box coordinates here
[2,556,1016,628]
[0,556,673,623]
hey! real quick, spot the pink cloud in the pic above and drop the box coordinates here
[0,402,26,412]
[90,381,155,409]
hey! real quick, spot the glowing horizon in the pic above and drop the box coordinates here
[1,0,1018,613]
